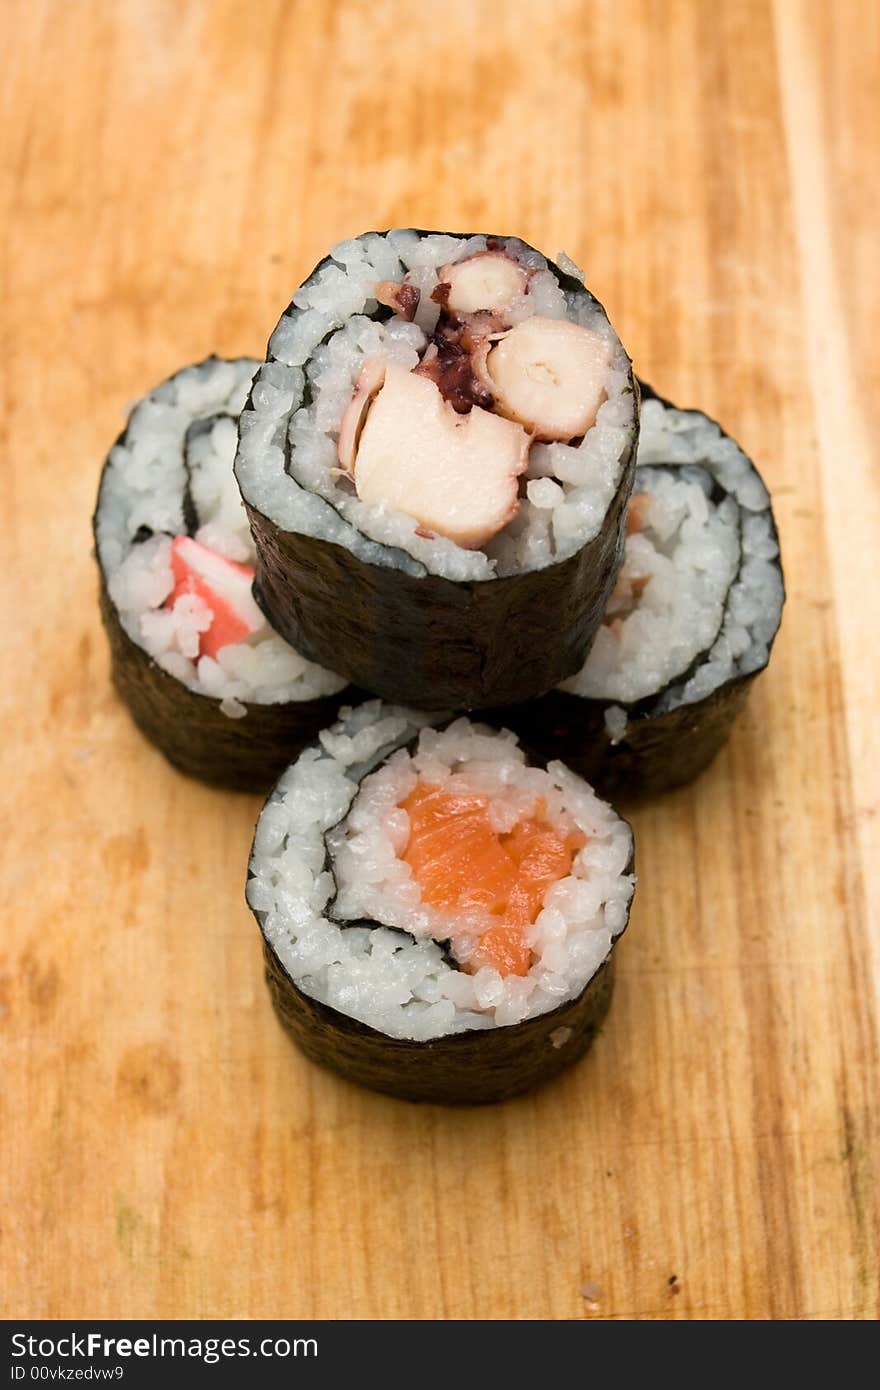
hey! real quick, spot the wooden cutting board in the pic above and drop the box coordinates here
[2,0,878,1320]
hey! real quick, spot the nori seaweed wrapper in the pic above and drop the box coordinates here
[236,232,639,710]
[489,384,785,798]
[247,707,634,1104]
[487,679,755,802]
[92,359,354,793]
[262,937,618,1105]
[96,572,351,792]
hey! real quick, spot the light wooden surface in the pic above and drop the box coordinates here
[3,0,878,1321]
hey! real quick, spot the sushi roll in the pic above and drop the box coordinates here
[235,231,639,709]
[93,357,350,792]
[247,701,635,1104]
[497,386,785,797]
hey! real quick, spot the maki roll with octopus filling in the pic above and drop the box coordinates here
[94,358,350,792]
[248,701,635,1104]
[497,387,785,797]
[235,231,638,709]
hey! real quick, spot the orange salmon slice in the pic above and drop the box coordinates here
[400,783,585,978]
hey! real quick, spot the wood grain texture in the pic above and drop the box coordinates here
[2,0,878,1320]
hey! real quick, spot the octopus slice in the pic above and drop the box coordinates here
[486,316,612,442]
[374,280,421,321]
[438,251,528,318]
[351,363,529,548]
[337,356,387,473]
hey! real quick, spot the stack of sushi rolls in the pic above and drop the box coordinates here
[93,357,351,791]
[94,229,784,1102]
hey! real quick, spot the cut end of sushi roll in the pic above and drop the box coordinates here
[562,389,785,714]
[331,251,614,543]
[93,357,351,791]
[247,701,635,1103]
[237,230,636,584]
[495,384,785,797]
[235,231,639,708]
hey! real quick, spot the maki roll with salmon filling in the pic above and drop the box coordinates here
[248,701,635,1104]
[235,230,638,709]
[94,358,350,792]
[498,387,785,797]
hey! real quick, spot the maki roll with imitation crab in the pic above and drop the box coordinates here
[235,230,639,709]
[248,701,635,1104]
[93,358,350,791]
[497,387,785,797]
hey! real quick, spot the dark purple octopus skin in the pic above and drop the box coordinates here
[237,232,639,711]
[413,325,496,415]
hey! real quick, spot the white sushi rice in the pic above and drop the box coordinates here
[248,702,634,1040]
[563,469,740,703]
[562,397,784,720]
[235,231,637,582]
[95,358,348,708]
